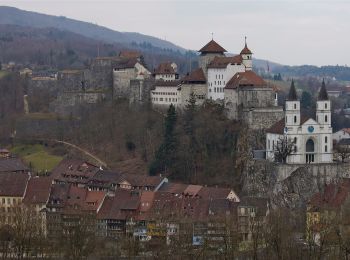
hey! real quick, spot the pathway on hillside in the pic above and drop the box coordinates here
[51,139,108,168]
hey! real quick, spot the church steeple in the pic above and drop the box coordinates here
[285,80,300,127]
[318,79,329,101]
[316,79,331,126]
[287,80,298,101]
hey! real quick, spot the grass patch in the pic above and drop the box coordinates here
[10,144,63,173]
[0,71,9,79]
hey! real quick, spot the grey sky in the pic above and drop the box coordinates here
[0,0,349,66]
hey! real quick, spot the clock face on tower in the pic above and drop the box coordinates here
[308,126,315,133]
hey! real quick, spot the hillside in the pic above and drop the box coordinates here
[0,6,185,53]
[0,24,197,72]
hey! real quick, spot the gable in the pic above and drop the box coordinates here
[301,118,319,126]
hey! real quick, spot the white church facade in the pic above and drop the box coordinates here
[266,80,333,164]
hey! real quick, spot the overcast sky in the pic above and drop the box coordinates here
[0,0,349,66]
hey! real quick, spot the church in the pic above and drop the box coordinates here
[266,80,333,164]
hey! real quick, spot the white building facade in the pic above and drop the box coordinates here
[151,81,181,108]
[266,80,333,164]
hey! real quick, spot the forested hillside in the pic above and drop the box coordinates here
[0,24,197,72]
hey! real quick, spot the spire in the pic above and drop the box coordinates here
[287,80,298,101]
[318,79,329,101]
[240,37,252,55]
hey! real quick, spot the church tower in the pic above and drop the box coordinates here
[240,38,253,71]
[285,80,300,128]
[316,79,331,126]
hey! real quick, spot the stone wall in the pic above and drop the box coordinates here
[50,91,106,116]
[238,87,276,108]
[179,83,207,109]
[28,77,59,97]
[129,79,154,106]
[113,68,135,99]
[241,107,284,129]
[89,58,114,90]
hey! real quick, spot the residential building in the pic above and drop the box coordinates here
[153,62,178,81]
[0,173,30,224]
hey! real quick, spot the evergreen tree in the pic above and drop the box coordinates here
[149,104,177,175]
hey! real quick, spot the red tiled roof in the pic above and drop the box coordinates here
[119,50,141,59]
[0,158,28,173]
[207,55,243,68]
[309,179,350,211]
[182,68,206,84]
[113,57,140,69]
[341,128,350,135]
[266,116,310,134]
[158,183,188,194]
[240,43,252,55]
[199,40,227,53]
[23,177,52,205]
[0,173,29,197]
[50,158,100,184]
[225,71,266,89]
[154,62,176,75]
[183,185,202,197]
[198,186,232,200]
[97,190,140,220]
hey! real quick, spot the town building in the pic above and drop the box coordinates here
[151,80,181,108]
[0,173,30,224]
[333,128,350,143]
[266,80,333,164]
[153,62,178,81]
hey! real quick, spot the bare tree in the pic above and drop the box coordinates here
[273,136,296,164]
[335,144,350,163]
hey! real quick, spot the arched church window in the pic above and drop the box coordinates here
[306,139,315,153]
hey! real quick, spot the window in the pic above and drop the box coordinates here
[294,103,297,109]
[325,145,328,152]
[325,136,328,143]
[294,137,297,143]
[325,115,328,122]
[294,116,297,123]
[325,103,328,109]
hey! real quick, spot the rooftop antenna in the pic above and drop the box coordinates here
[245,36,247,46]
[211,32,214,40]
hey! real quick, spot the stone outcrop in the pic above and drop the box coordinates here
[242,159,350,209]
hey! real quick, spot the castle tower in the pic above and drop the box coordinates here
[198,39,226,77]
[316,79,331,126]
[285,80,300,128]
[240,38,253,71]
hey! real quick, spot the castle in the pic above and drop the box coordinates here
[266,80,333,164]
[28,38,284,129]
[151,39,284,129]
